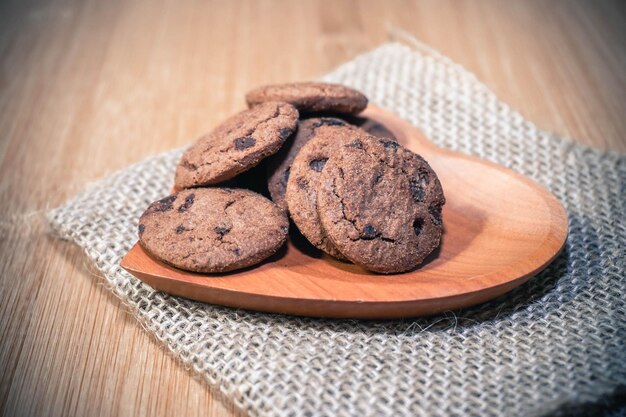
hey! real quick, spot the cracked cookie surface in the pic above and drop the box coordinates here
[175,102,298,188]
[138,188,289,273]
[317,136,445,273]
[285,119,374,259]
[246,82,368,115]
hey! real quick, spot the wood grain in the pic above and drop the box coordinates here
[121,106,568,319]
[0,0,624,416]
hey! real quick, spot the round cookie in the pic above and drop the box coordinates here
[138,188,288,273]
[285,119,374,259]
[316,136,445,274]
[246,82,368,115]
[267,117,348,211]
[175,102,298,189]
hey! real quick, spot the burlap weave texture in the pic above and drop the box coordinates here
[48,43,626,417]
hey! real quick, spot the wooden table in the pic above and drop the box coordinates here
[1,1,624,416]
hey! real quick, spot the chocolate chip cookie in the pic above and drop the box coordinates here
[316,136,445,273]
[267,115,397,211]
[175,102,298,189]
[138,188,289,273]
[285,119,374,259]
[266,117,346,211]
[246,82,368,115]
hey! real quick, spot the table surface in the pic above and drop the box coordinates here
[1,1,624,416]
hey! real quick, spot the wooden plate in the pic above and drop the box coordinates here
[121,106,568,319]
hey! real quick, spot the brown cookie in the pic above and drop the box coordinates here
[175,102,298,189]
[267,116,397,211]
[316,136,445,274]
[246,82,368,115]
[138,188,288,273]
[266,117,347,211]
[285,119,374,259]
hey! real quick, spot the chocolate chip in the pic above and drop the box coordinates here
[362,224,378,240]
[297,177,308,189]
[409,179,425,202]
[312,118,345,128]
[234,137,256,150]
[380,139,399,149]
[178,193,195,212]
[345,139,363,149]
[373,173,383,185]
[338,168,344,179]
[413,218,424,236]
[138,224,145,236]
[429,206,442,226]
[214,226,231,237]
[279,128,293,140]
[309,158,327,172]
[149,195,177,212]
[175,225,185,234]
[233,247,241,256]
[409,172,429,203]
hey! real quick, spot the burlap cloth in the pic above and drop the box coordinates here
[48,43,625,417]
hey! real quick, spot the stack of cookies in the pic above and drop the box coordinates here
[138,82,445,274]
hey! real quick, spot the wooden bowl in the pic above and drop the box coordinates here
[121,106,568,319]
